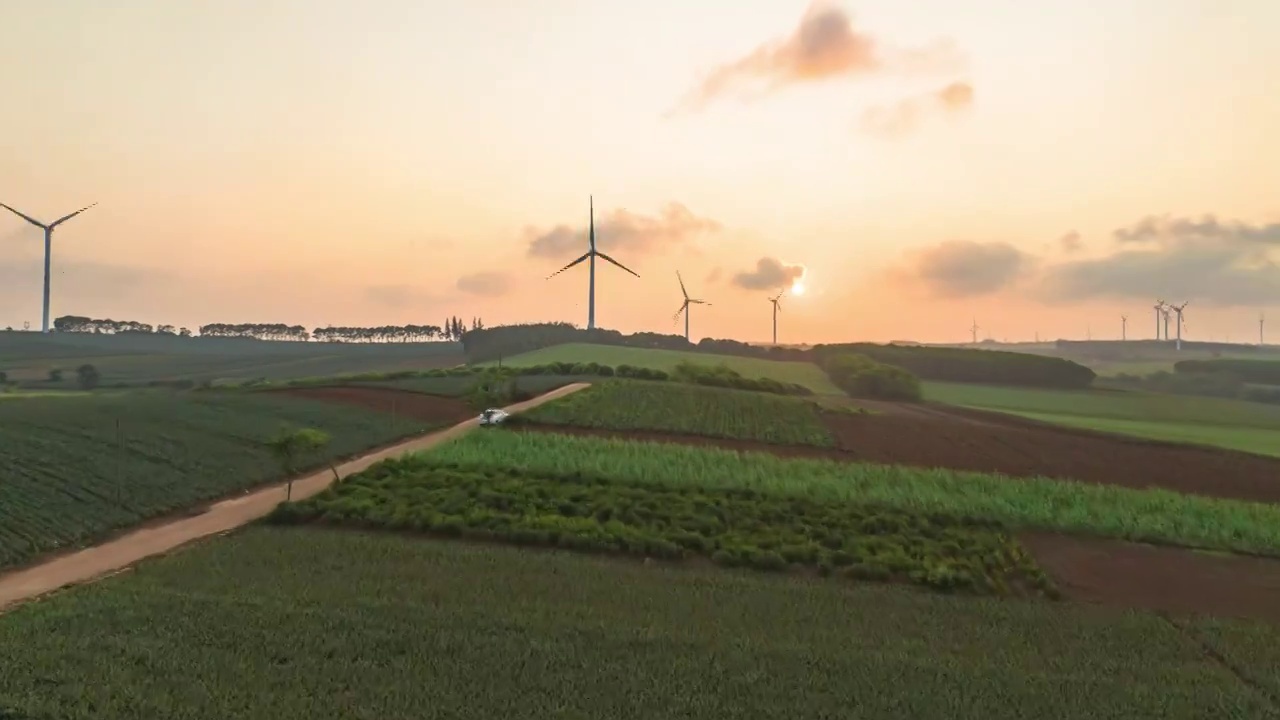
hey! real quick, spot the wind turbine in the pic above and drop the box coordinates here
[0,201,97,333]
[1260,312,1266,346]
[969,318,980,345]
[768,290,784,345]
[546,196,639,330]
[673,270,709,342]
[1120,315,1128,341]
[1170,301,1189,350]
[1153,300,1166,340]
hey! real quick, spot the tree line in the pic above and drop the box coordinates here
[461,323,1097,390]
[48,315,484,342]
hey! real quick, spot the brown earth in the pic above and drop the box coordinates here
[1021,532,1280,624]
[514,400,1280,504]
[265,385,477,425]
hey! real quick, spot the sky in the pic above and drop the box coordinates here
[1,0,1278,344]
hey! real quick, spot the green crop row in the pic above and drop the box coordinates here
[517,380,836,446]
[2,527,1274,720]
[269,458,1054,597]
[424,431,1280,556]
[0,391,445,570]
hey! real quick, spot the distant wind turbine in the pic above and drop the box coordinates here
[1153,300,1166,340]
[969,318,980,345]
[546,196,639,330]
[1261,312,1267,346]
[0,201,97,333]
[1120,315,1127,341]
[673,270,709,342]
[1171,301,1189,350]
[768,290,784,345]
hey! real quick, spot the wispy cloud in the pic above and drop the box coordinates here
[525,202,721,259]
[858,81,974,138]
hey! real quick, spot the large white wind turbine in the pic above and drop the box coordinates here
[673,270,709,342]
[546,196,639,330]
[0,201,97,333]
[768,290,784,345]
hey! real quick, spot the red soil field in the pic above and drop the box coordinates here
[514,402,1280,504]
[1021,533,1280,624]
[268,386,477,426]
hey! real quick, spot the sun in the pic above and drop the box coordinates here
[790,281,806,296]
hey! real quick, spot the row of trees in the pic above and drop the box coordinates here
[49,315,484,343]
[460,323,1098,390]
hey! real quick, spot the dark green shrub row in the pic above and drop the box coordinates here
[1174,359,1280,386]
[269,459,1058,598]
[821,354,922,401]
[1108,370,1280,405]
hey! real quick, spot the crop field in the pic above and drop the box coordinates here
[518,379,835,446]
[0,390,463,570]
[489,342,842,395]
[424,431,1280,556]
[1,527,1275,720]
[271,457,1053,595]
[924,381,1280,457]
[0,333,464,387]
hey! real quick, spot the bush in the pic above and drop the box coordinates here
[822,354,922,401]
[811,343,1095,390]
[1175,359,1280,385]
[669,361,812,396]
[47,368,63,382]
[75,364,101,391]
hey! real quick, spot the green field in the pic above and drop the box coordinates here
[274,458,1052,595]
[0,391,442,570]
[423,431,1280,556]
[520,379,835,446]
[923,381,1280,457]
[0,332,464,387]
[0,527,1274,720]
[490,343,842,395]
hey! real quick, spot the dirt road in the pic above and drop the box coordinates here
[0,383,590,613]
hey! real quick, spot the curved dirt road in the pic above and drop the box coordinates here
[0,383,590,613]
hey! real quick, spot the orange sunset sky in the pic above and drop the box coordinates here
[2,0,1278,344]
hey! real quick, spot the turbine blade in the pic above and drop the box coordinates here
[677,270,688,298]
[597,251,639,278]
[777,302,782,312]
[0,203,46,228]
[672,303,688,322]
[49,202,97,228]
[547,252,590,279]
[588,196,595,251]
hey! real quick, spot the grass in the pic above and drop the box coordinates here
[0,390,447,570]
[924,381,1280,457]
[1,527,1275,720]
[518,379,835,446]
[489,342,842,395]
[424,431,1280,556]
[270,457,1054,596]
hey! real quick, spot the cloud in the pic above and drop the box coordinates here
[669,2,965,113]
[526,202,721,259]
[363,284,444,307]
[732,257,807,291]
[858,81,974,137]
[1058,231,1083,254]
[906,240,1031,297]
[456,271,511,297]
[1039,214,1280,306]
[705,267,723,284]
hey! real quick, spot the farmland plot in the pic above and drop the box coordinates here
[0,391,443,569]
[519,380,835,446]
[0,527,1274,720]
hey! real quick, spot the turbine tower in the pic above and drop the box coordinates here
[1171,301,1189,351]
[768,290,784,345]
[673,270,709,342]
[969,318,980,345]
[1261,312,1267,346]
[1153,300,1165,340]
[0,201,97,333]
[1121,315,1127,341]
[546,196,639,330]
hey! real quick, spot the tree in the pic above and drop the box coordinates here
[75,364,101,390]
[47,368,63,382]
[266,428,332,501]
[0,371,7,384]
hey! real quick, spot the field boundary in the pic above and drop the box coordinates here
[0,383,590,614]
[1160,614,1280,710]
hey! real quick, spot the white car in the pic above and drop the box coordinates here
[478,408,510,427]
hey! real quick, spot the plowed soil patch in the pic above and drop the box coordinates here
[512,403,1280,504]
[1022,532,1280,623]
[266,386,476,425]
